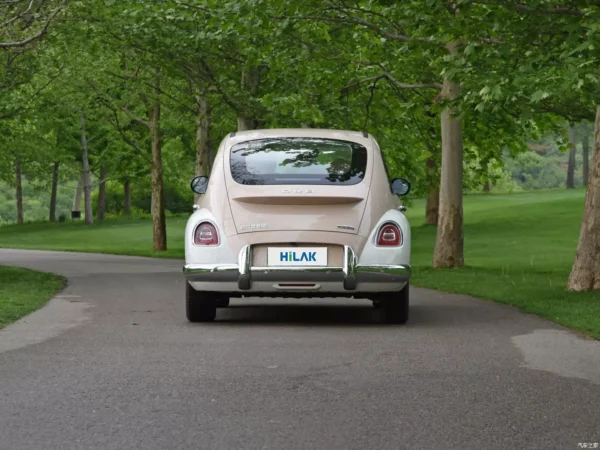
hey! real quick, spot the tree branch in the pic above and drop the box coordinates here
[295,14,413,42]
[105,70,196,114]
[0,60,64,119]
[383,72,443,90]
[514,3,584,16]
[119,105,151,128]
[0,0,36,29]
[343,73,442,92]
[85,77,152,128]
[171,0,211,13]
[108,109,151,164]
[0,2,63,48]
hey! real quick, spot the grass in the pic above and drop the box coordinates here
[0,215,189,259]
[405,188,600,340]
[1,188,599,338]
[0,266,66,328]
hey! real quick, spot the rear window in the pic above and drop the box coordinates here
[230,137,368,186]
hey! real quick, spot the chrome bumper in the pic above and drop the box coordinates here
[183,245,411,291]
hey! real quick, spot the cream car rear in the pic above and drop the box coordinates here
[184,129,411,323]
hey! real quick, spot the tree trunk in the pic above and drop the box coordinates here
[567,106,600,290]
[194,94,210,204]
[49,161,59,222]
[426,188,440,226]
[98,163,108,221]
[582,132,590,186]
[80,113,93,225]
[237,116,252,132]
[433,42,464,268]
[124,178,131,215]
[425,156,439,226]
[72,172,84,217]
[483,180,491,192]
[237,66,261,131]
[15,157,23,225]
[150,76,167,252]
[567,126,577,189]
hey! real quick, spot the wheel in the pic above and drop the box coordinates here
[380,283,409,324]
[216,297,230,308]
[186,282,217,322]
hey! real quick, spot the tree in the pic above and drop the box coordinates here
[577,121,593,186]
[568,107,600,290]
[425,155,439,225]
[478,1,600,290]
[79,113,93,225]
[97,162,108,221]
[49,161,59,222]
[433,40,464,267]
[567,126,577,189]
[287,1,549,266]
[0,0,66,120]
[0,0,64,49]
[582,132,590,186]
[14,157,23,224]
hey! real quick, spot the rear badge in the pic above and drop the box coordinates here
[337,225,356,231]
[240,223,267,230]
[282,189,315,194]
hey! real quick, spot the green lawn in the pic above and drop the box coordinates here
[404,189,600,340]
[0,266,66,328]
[1,188,599,338]
[0,215,189,259]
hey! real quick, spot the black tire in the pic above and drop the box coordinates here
[186,283,217,322]
[215,297,230,308]
[380,283,409,324]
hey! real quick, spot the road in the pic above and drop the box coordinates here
[1,249,599,450]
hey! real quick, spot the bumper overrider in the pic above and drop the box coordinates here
[183,245,411,292]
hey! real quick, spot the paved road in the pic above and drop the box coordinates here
[1,249,599,450]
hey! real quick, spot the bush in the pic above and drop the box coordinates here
[505,151,564,190]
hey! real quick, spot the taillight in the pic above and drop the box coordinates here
[194,222,219,246]
[376,223,402,246]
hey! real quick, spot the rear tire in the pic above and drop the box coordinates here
[186,283,217,322]
[380,283,409,324]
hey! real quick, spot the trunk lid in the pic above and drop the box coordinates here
[225,185,369,234]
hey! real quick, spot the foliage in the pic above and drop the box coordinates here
[90,178,193,216]
[0,179,72,224]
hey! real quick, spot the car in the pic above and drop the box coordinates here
[183,128,412,323]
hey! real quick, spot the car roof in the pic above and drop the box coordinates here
[225,128,372,147]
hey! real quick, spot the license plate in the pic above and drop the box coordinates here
[267,247,328,267]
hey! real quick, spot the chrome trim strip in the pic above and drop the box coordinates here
[343,245,358,290]
[252,266,343,272]
[237,245,252,290]
[183,263,411,276]
[273,284,322,291]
